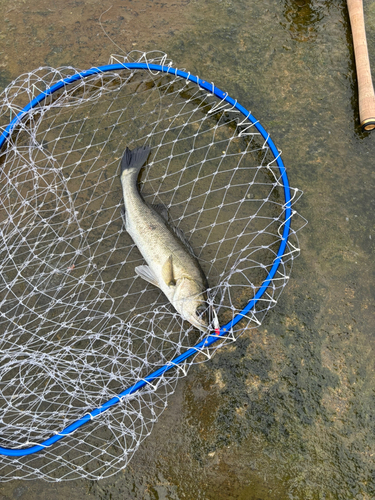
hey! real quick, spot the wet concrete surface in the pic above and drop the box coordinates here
[0,0,375,498]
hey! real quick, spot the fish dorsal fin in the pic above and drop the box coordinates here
[135,265,160,288]
[161,255,176,286]
[168,224,196,258]
[148,203,169,222]
[146,202,197,258]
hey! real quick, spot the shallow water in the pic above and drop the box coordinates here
[0,0,374,499]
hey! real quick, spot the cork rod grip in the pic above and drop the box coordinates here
[347,0,375,131]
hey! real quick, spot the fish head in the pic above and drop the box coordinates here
[173,278,209,332]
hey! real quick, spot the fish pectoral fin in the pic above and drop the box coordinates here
[161,255,176,287]
[135,265,160,288]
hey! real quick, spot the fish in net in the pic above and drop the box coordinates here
[0,51,303,480]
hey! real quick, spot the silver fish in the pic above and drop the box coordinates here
[120,145,211,332]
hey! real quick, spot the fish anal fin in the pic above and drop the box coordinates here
[121,206,127,227]
[135,265,160,288]
[161,255,176,286]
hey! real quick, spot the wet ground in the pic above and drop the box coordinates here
[0,0,374,499]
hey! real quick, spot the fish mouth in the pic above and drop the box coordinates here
[187,303,219,333]
[188,315,209,333]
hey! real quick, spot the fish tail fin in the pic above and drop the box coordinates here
[121,145,151,175]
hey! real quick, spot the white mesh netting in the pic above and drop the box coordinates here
[0,52,303,480]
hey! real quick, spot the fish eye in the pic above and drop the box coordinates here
[196,305,207,318]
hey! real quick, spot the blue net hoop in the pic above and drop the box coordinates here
[0,59,297,472]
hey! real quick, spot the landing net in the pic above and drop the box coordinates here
[0,52,303,480]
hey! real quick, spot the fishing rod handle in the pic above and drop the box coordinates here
[347,0,375,131]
